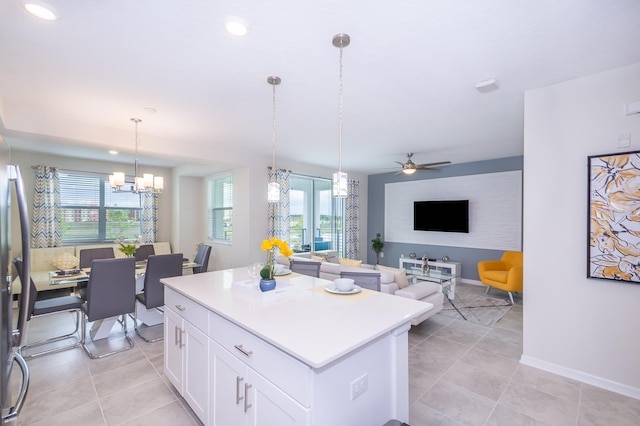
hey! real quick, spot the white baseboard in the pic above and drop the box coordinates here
[461,279,483,286]
[520,355,640,400]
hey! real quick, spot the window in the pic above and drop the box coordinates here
[59,171,142,244]
[208,174,233,242]
[289,175,344,255]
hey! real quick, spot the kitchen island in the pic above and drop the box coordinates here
[162,268,431,425]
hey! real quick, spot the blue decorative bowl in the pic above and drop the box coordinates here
[259,279,277,292]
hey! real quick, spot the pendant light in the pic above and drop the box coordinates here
[109,118,164,194]
[332,33,350,198]
[267,76,281,202]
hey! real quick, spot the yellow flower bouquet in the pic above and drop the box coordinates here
[259,237,293,280]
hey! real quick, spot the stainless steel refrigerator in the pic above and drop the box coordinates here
[0,136,31,424]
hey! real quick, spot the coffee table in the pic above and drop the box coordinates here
[406,267,456,300]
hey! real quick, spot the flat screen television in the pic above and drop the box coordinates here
[414,200,469,233]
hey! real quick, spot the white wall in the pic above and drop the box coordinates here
[523,62,640,397]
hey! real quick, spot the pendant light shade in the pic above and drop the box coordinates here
[332,33,350,198]
[267,75,281,203]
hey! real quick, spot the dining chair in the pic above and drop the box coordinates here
[80,257,136,359]
[192,243,212,274]
[78,247,115,299]
[290,259,321,278]
[339,271,381,292]
[135,253,183,342]
[134,244,156,262]
[13,258,84,359]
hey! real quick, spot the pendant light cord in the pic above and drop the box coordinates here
[338,41,344,173]
[272,81,277,171]
[132,117,141,178]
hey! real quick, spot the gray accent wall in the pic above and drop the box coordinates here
[367,156,523,281]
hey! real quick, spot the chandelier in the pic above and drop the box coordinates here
[267,75,281,203]
[332,33,350,198]
[109,118,163,194]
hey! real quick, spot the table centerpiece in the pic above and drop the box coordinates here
[259,237,293,291]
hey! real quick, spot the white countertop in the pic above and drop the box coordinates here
[162,268,432,369]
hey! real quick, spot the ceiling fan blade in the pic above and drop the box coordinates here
[416,161,452,169]
[394,161,406,167]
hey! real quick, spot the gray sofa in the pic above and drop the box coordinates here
[277,251,444,325]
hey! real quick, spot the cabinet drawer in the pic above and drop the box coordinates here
[165,287,208,333]
[209,312,310,406]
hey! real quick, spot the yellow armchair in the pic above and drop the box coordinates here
[477,251,523,304]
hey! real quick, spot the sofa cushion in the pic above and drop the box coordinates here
[310,254,329,262]
[339,258,362,267]
[376,264,410,289]
[395,282,441,300]
[49,252,79,270]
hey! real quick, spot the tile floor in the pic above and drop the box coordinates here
[11,284,640,425]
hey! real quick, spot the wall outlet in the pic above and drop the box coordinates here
[618,133,630,148]
[350,373,368,400]
[380,252,384,258]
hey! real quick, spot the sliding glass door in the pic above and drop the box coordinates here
[289,175,344,256]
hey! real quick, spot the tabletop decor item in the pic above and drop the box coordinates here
[259,237,293,291]
[409,252,416,259]
[114,236,139,257]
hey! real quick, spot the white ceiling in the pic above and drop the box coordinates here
[1,0,640,174]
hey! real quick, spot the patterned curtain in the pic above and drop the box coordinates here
[31,166,62,248]
[344,178,360,259]
[140,192,158,243]
[267,168,290,242]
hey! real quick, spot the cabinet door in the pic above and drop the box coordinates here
[164,307,183,392]
[210,340,247,426]
[184,321,209,424]
[248,370,310,426]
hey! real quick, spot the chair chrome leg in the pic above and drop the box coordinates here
[134,305,165,343]
[81,314,135,359]
[19,310,82,359]
[508,292,514,305]
[485,286,491,295]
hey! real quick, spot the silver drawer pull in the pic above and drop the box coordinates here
[174,304,186,311]
[244,383,252,413]
[174,326,180,346]
[234,344,253,357]
[236,376,244,405]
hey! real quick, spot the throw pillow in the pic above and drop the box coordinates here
[376,264,410,288]
[310,254,328,262]
[49,252,79,270]
[339,258,362,267]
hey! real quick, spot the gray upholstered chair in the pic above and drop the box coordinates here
[81,257,136,359]
[192,244,212,274]
[290,259,321,278]
[134,244,156,262]
[13,258,84,359]
[78,247,115,269]
[135,253,183,342]
[340,271,381,292]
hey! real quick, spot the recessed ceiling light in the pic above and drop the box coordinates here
[224,17,249,37]
[23,1,60,21]
[109,150,118,155]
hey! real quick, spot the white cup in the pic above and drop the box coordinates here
[334,278,354,292]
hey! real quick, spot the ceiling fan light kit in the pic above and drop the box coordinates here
[395,152,451,174]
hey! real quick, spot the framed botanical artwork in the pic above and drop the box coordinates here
[588,150,640,283]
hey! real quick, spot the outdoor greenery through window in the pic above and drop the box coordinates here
[289,174,344,256]
[59,171,142,244]
[208,174,233,242]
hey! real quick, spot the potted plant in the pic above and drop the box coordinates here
[371,233,384,264]
[259,237,293,291]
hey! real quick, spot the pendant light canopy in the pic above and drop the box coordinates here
[332,33,350,198]
[267,75,281,203]
[109,118,163,194]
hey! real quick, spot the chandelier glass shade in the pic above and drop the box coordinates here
[332,33,350,198]
[109,118,163,194]
[267,75,281,203]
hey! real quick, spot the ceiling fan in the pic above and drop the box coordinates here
[395,153,451,175]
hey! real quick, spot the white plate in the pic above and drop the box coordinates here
[324,285,362,295]
[274,269,291,276]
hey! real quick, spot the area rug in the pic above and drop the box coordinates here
[439,284,518,326]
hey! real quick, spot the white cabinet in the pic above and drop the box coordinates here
[164,289,209,423]
[209,339,309,426]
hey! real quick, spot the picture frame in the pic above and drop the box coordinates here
[588,150,640,283]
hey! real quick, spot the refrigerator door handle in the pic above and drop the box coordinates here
[1,352,30,423]
[8,165,31,347]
